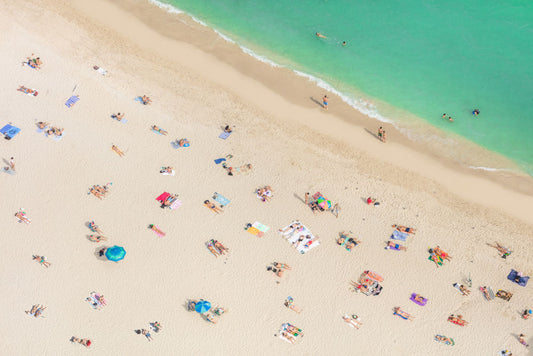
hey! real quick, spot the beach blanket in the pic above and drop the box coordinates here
[278,323,303,344]
[18,87,38,96]
[214,158,226,165]
[390,230,409,241]
[156,192,171,202]
[257,189,272,201]
[279,220,320,254]
[213,192,231,207]
[171,140,190,148]
[247,221,269,237]
[429,255,443,266]
[152,128,165,135]
[50,132,64,141]
[149,224,166,237]
[134,96,144,102]
[435,335,455,346]
[111,115,127,124]
[507,269,529,287]
[36,126,48,133]
[169,199,182,210]
[410,293,427,306]
[65,95,79,108]
[1,124,21,140]
[219,131,231,140]
[161,169,175,176]
[3,167,16,175]
[95,67,107,76]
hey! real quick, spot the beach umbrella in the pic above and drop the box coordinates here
[105,245,126,262]
[195,300,211,314]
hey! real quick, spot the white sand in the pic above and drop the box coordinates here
[1,0,532,355]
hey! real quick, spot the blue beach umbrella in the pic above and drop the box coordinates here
[195,300,211,314]
[105,245,126,262]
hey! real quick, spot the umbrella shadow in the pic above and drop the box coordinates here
[94,246,108,261]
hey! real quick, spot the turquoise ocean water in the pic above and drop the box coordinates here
[152,0,533,175]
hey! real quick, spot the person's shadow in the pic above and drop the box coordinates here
[293,193,305,203]
[364,128,381,141]
[309,97,324,108]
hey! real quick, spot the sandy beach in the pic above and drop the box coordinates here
[1,0,532,355]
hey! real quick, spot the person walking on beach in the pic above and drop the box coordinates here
[378,127,383,141]
[9,157,15,171]
[382,130,387,143]
[519,334,529,347]
[323,95,329,110]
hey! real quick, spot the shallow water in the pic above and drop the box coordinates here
[154,0,533,175]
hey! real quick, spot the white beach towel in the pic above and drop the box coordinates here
[279,220,320,254]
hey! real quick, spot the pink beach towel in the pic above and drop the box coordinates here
[156,192,170,202]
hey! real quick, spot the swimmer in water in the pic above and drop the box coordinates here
[472,109,480,116]
[441,113,447,119]
[316,32,327,38]
[342,41,346,46]
[448,116,454,122]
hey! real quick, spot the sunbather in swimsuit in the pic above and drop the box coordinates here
[142,95,152,105]
[37,122,49,129]
[434,246,451,261]
[152,125,167,135]
[392,224,416,234]
[393,307,414,320]
[386,241,407,251]
[281,331,296,344]
[72,337,91,347]
[204,200,223,214]
[487,242,511,258]
[448,314,468,326]
[90,188,104,199]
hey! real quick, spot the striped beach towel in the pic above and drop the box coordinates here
[65,95,80,108]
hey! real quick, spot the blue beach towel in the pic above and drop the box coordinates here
[1,124,21,140]
[36,126,48,133]
[391,230,409,242]
[134,96,143,102]
[152,129,165,135]
[214,158,226,165]
[171,140,190,148]
[65,95,80,108]
[507,269,529,287]
[213,192,231,207]
[111,115,127,124]
[219,132,231,140]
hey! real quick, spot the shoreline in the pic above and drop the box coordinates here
[71,0,533,225]
[2,1,533,355]
[147,0,533,180]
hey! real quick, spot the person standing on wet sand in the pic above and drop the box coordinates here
[323,95,328,110]
[9,157,15,170]
[382,130,387,143]
[378,127,383,141]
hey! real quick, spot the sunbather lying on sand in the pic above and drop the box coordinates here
[213,240,228,254]
[279,222,301,235]
[160,167,174,174]
[89,235,107,243]
[385,241,407,251]
[224,163,253,176]
[112,113,125,121]
[152,125,167,135]
[267,266,285,277]
[345,237,361,251]
[71,337,91,347]
[89,187,104,199]
[26,55,42,69]
[142,95,152,105]
[275,262,291,270]
[281,331,296,344]
[37,121,49,129]
[393,307,414,320]
[392,224,416,234]
[434,246,452,261]
[26,304,46,317]
[257,186,273,202]
[177,138,189,147]
[428,249,442,267]
[89,221,102,234]
[343,314,362,329]
[286,324,303,336]
[224,125,233,133]
[285,297,302,313]
[33,255,51,268]
[487,242,511,259]
[496,290,513,301]
[455,284,470,296]
[413,294,425,303]
[18,85,38,95]
[207,241,220,257]
[15,210,31,224]
[448,314,468,326]
[205,313,217,324]
[204,200,223,214]
[111,145,125,157]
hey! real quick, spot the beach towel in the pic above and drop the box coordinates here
[429,255,443,266]
[3,167,16,175]
[171,140,190,148]
[161,169,175,176]
[219,131,231,139]
[279,220,320,254]
[95,67,107,76]
[390,230,409,241]
[386,242,402,251]
[169,199,182,210]
[214,158,226,165]
[507,269,529,287]
[111,115,127,124]
[487,286,495,299]
[65,95,79,108]
[36,126,48,133]
[257,189,272,201]
[247,222,269,237]
[18,87,38,96]
[134,96,144,102]
[149,224,166,237]
[213,192,230,207]
[86,296,101,309]
[156,192,171,202]
[410,293,427,306]
[434,335,455,346]
[1,124,21,140]
[153,128,165,135]
[51,133,64,141]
